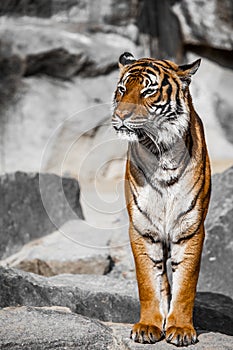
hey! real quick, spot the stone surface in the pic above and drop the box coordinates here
[0,172,83,259]
[0,16,138,79]
[0,266,139,323]
[0,267,233,350]
[0,15,140,179]
[0,0,77,18]
[110,323,233,350]
[0,16,232,182]
[188,52,233,172]
[0,306,123,350]
[173,0,233,50]
[0,304,232,350]
[198,166,233,299]
[0,0,138,27]
[1,266,233,337]
[0,220,116,276]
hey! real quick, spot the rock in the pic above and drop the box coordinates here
[0,305,232,350]
[198,166,233,299]
[0,72,118,175]
[214,86,233,145]
[108,224,135,280]
[0,306,123,350]
[0,172,84,259]
[0,0,138,26]
[188,52,233,172]
[25,48,90,79]
[0,220,116,276]
[0,16,138,79]
[194,292,233,335]
[0,0,77,18]
[1,266,233,335]
[137,0,183,61]
[110,323,233,350]
[0,266,140,323]
[173,0,233,50]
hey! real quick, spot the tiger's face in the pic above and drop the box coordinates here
[112,52,200,147]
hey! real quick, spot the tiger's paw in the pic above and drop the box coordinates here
[166,325,197,347]
[130,323,164,344]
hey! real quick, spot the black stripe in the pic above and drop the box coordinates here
[130,147,163,196]
[172,77,182,109]
[203,181,211,202]
[159,175,180,187]
[161,60,175,69]
[171,260,183,266]
[128,181,161,233]
[175,176,205,222]
[155,61,171,69]
[161,73,170,87]
[130,61,160,70]
[173,220,202,244]
[149,257,163,268]
[132,222,161,244]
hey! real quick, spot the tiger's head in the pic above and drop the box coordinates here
[112,52,200,148]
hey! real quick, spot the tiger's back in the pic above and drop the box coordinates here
[112,52,211,347]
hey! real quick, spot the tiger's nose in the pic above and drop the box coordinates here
[115,110,132,121]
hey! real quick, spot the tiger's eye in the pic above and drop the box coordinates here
[145,89,155,95]
[141,88,156,97]
[118,85,126,94]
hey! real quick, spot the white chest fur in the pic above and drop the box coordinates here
[131,167,199,243]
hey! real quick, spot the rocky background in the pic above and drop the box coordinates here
[0,0,233,349]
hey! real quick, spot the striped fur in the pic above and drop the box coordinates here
[112,53,211,346]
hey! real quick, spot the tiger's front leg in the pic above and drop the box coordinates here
[129,224,170,344]
[165,224,205,347]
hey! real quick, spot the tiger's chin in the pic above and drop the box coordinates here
[116,130,139,142]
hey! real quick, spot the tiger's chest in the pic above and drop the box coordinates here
[130,167,199,242]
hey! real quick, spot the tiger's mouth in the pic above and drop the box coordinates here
[113,124,144,142]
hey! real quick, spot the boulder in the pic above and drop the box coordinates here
[0,16,138,79]
[0,266,233,345]
[110,323,233,350]
[0,0,77,18]
[0,306,123,350]
[0,0,138,27]
[173,0,233,50]
[0,220,116,276]
[198,166,233,299]
[188,52,233,172]
[0,73,119,175]
[0,305,232,350]
[0,172,84,259]
[0,266,139,323]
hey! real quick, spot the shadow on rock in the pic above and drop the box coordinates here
[194,292,233,336]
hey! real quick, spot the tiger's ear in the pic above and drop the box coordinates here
[119,52,136,70]
[177,59,201,87]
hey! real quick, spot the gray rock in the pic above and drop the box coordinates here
[0,0,77,18]
[0,305,232,350]
[0,16,138,79]
[0,0,137,26]
[215,95,233,145]
[188,52,233,167]
[110,323,233,350]
[0,172,84,259]
[173,0,233,50]
[0,220,114,276]
[0,266,233,338]
[198,166,233,298]
[0,306,123,350]
[0,266,139,323]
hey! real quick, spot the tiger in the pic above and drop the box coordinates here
[111,52,211,347]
